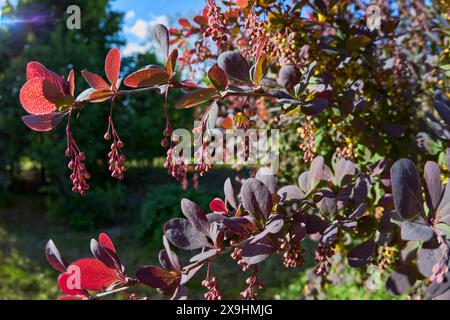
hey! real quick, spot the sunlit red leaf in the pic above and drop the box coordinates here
[124,67,170,88]
[81,70,110,90]
[209,198,227,213]
[22,112,67,132]
[26,62,66,93]
[178,18,191,28]
[220,116,234,129]
[175,88,217,109]
[98,233,116,253]
[105,48,121,88]
[70,258,123,292]
[58,273,86,296]
[166,49,178,77]
[67,70,75,97]
[20,78,60,115]
[208,65,229,91]
[58,295,87,300]
[236,0,249,8]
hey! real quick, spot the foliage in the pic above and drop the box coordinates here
[11,0,450,300]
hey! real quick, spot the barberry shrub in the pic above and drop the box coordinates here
[18,0,450,299]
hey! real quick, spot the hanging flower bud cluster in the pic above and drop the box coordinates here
[298,116,317,163]
[240,266,263,300]
[281,237,304,268]
[204,0,228,44]
[430,242,449,284]
[65,128,90,195]
[231,247,250,271]
[202,266,223,300]
[314,244,335,276]
[104,114,126,180]
[240,8,267,58]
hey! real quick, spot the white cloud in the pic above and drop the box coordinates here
[124,14,169,40]
[124,10,136,21]
[122,42,152,56]
[122,14,170,57]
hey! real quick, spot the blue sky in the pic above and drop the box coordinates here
[0,0,204,55]
[112,0,205,56]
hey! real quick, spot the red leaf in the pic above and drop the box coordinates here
[209,198,227,213]
[136,265,178,289]
[98,233,116,253]
[208,65,229,91]
[220,116,234,129]
[22,112,66,132]
[67,70,75,97]
[178,18,191,28]
[124,67,169,88]
[57,273,85,296]
[175,88,217,109]
[166,49,178,77]
[70,258,123,292]
[105,48,121,89]
[81,70,110,91]
[58,295,87,300]
[26,62,67,94]
[236,0,249,8]
[20,78,60,115]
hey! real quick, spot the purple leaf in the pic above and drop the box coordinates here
[309,156,325,190]
[301,98,328,115]
[335,157,356,186]
[162,236,182,272]
[164,218,212,250]
[277,185,304,201]
[417,242,443,277]
[349,203,367,220]
[180,263,204,285]
[386,263,418,296]
[224,178,238,210]
[189,249,218,263]
[45,239,68,273]
[90,239,122,272]
[255,167,276,193]
[242,235,275,265]
[424,161,443,212]
[277,64,301,90]
[320,224,338,246]
[241,178,273,222]
[306,215,328,234]
[401,220,435,242]
[390,159,423,219]
[181,199,210,235]
[347,239,375,268]
[136,265,178,289]
[217,51,251,83]
[152,24,170,58]
[222,216,257,235]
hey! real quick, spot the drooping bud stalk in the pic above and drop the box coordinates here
[202,263,223,300]
[105,101,126,180]
[66,113,90,195]
[240,265,263,300]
